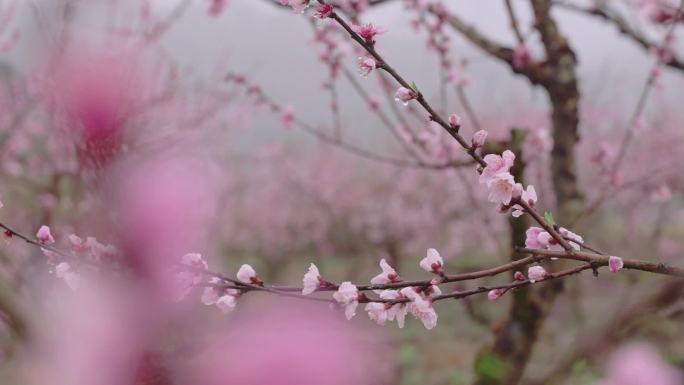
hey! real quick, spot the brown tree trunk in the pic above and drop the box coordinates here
[473,2,583,384]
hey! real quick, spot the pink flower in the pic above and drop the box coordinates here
[357,56,377,76]
[419,248,444,275]
[281,106,295,130]
[558,227,583,251]
[487,289,503,301]
[281,0,310,13]
[237,264,261,285]
[36,225,55,244]
[68,234,87,253]
[314,3,334,18]
[182,252,209,270]
[401,288,438,330]
[513,271,526,281]
[525,227,547,249]
[527,265,549,283]
[394,86,417,105]
[608,255,624,273]
[55,262,80,290]
[449,114,461,129]
[512,43,531,69]
[216,293,238,313]
[201,277,223,305]
[472,129,488,148]
[479,150,516,184]
[333,281,359,320]
[302,263,322,295]
[598,343,681,385]
[486,172,516,205]
[351,23,386,45]
[512,185,537,217]
[364,302,389,326]
[370,258,400,285]
[380,290,409,328]
[208,0,228,16]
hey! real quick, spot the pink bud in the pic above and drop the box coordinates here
[472,129,487,147]
[37,225,55,244]
[449,114,461,129]
[527,265,548,283]
[394,87,417,105]
[513,271,525,281]
[281,106,295,130]
[608,256,624,273]
[357,56,377,77]
[314,3,334,18]
[487,289,503,301]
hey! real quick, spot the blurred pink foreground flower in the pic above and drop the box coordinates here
[193,301,386,385]
[596,343,681,385]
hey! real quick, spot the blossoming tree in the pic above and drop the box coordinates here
[0,1,682,385]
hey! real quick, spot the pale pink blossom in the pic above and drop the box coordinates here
[55,262,80,290]
[401,288,438,330]
[216,293,238,313]
[419,248,444,274]
[208,0,228,16]
[302,263,321,295]
[512,185,537,217]
[486,172,516,205]
[513,43,531,69]
[314,3,334,18]
[36,225,55,244]
[525,227,547,249]
[333,281,359,320]
[357,56,377,76]
[364,302,389,325]
[351,23,386,45]
[86,238,117,261]
[281,0,310,13]
[201,277,223,305]
[281,106,295,130]
[597,343,681,385]
[472,129,488,148]
[237,264,261,284]
[182,252,208,270]
[394,86,417,105]
[608,255,624,273]
[370,258,400,285]
[527,265,549,283]
[479,150,516,184]
[559,227,583,251]
[513,271,525,281]
[380,290,409,328]
[68,234,88,253]
[537,231,557,250]
[487,289,503,301]
[449,114,461,129]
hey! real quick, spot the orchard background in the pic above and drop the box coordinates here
[0,1,683,384]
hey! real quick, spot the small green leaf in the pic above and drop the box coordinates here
[544,211,555,226]
[410,81,420,93]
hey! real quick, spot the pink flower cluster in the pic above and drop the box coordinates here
[303,249,443,329]
[479,150,538,213]
[525,226,584,251]
[34,225,118,290]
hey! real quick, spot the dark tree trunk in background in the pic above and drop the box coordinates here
[474,2,583,384]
